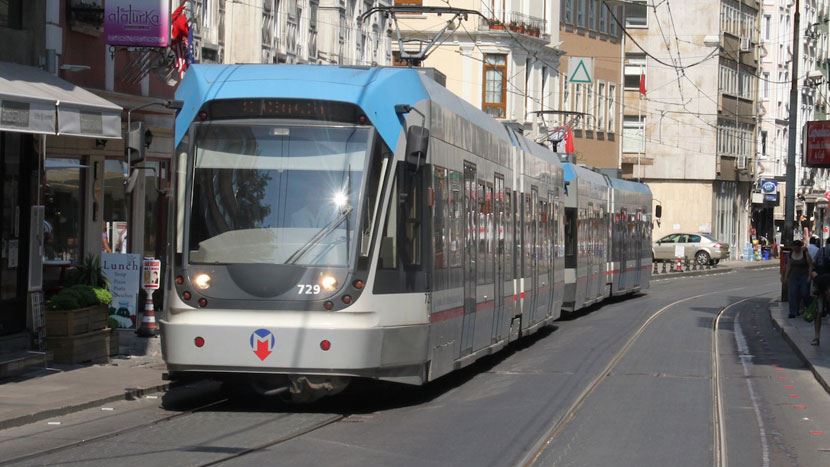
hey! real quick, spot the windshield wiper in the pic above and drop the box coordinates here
[284,206,353,265]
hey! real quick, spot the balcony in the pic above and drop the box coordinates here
[480,12,545,39]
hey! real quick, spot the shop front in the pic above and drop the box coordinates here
[0,61,121,342]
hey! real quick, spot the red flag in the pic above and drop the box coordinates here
[639,68,646,96]
[171,3,191,78]
[171,4,188,42]
[565,127,575,153]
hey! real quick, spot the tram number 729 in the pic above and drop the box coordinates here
[297,284,321,295]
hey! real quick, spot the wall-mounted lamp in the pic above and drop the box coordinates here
[144,129,153,148]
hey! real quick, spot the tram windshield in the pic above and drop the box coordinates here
[187,123,373,267]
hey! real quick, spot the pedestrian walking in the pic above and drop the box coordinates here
[808,236,820,262]
[782,240,814,319]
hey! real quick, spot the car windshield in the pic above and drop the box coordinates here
[187,123,372,267]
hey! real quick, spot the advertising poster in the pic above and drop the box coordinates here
[102,253,141,329]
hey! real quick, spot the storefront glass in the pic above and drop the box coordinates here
[0,131,30,335]
[104,159,129,253]
[44,158,84,263]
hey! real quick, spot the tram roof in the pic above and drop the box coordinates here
[175,64,513,149]
[562,162,606,184]
[608,176,652,195]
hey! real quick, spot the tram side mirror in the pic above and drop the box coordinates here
[655,205,662,219]
[405,126,429,168]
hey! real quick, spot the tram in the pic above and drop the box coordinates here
[161,65,653,400]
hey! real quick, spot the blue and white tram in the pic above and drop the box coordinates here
[162,65,566,400]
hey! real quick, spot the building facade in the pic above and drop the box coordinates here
[755,0,830,243]
[558,0,624,169]
[189,0,392,66]
[622,0,761,257]
[394,0,562,138]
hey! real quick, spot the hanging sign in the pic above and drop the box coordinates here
[104,0,171,47]
[805,121,830,168]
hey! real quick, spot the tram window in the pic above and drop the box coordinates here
[433,166,448,270]
[478,181,488,286]
[448,170,462,268]
[379,176,398,269]
[504,188,512,279]
[564,207,577,268]
[361,136,391,257]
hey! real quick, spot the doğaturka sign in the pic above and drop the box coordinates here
[104,0,170,47]
[805,121,830,168]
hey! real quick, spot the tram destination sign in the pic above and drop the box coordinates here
[805,120,830,168]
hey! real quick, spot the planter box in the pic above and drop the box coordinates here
[45,305,109,337]
[46,328,115,364]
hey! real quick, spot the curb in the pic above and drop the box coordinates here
[652,263,778,280]
[768,305,830,396]
[0,382,171,431]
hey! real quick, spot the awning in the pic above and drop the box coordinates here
[0,62,122,139]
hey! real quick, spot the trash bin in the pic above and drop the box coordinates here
[762,247,770,260]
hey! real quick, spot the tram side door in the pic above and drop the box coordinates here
[530,187,539,323]
[493,175,505,342]
[461,162,477,356]
[548,192,556,316]
[634,209,643,285]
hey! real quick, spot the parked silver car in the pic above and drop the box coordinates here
[652,233,730,265]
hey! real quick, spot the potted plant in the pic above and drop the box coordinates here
[489,19,504,30]
[44,255,116,363]
[509,20,519,32]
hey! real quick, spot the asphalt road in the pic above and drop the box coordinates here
[2,268,828,467]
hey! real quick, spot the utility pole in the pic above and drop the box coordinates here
[783,0,801,248]
[782,0,800,301]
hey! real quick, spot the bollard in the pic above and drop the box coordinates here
[137,291,158,337]
[692,260,698,271]
[661,261,667,274]
[684,257,690,272]
[674,257,683,272]
[654,262,659,274]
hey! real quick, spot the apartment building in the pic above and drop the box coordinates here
[558,0,624,168]
[393,0,561,136]
[622,0,761,257]
[755,0,829,243]
[188,0,391,66]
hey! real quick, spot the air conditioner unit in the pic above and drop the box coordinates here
[740,37,751,52]
[738,156,747,169]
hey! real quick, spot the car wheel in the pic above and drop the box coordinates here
[714,259,720,265]
[695,251,711,265]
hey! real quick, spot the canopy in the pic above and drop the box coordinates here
[0,62,122,138]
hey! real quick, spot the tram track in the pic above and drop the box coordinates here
[1,387,346,467]
[0,391,230,466]
[517,284,775,467]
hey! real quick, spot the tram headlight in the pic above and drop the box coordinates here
[194,273,211,290]
[320,274,338,292]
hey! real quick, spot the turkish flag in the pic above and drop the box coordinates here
[639,69,646,96]
[171,3,189,43]
[565,127,575,153]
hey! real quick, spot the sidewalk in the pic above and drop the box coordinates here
[0,334,168,431]
[770,302,830,395]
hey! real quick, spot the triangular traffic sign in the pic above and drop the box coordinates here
[568,59,592,84]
